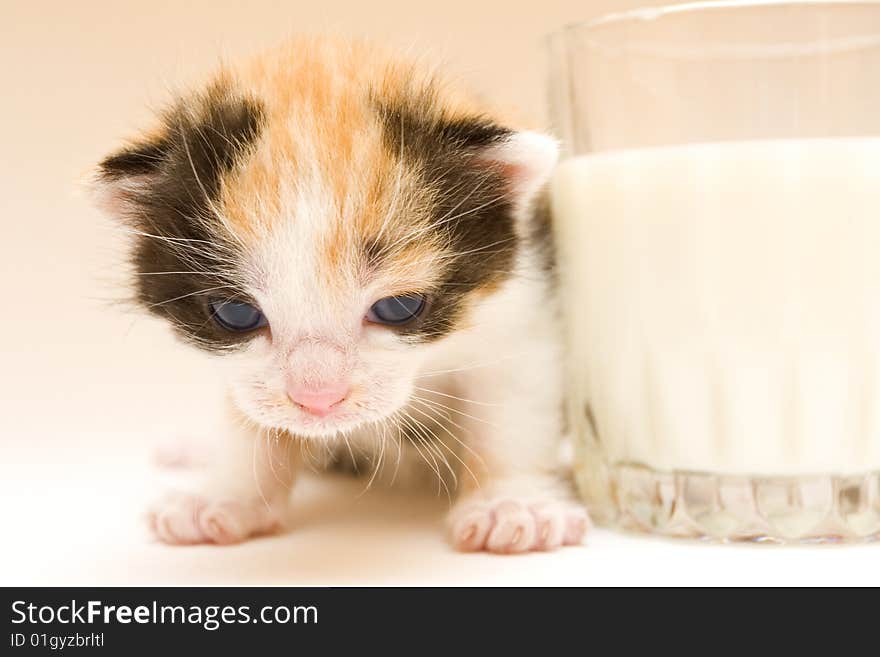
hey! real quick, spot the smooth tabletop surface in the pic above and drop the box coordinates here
[2,430,877,586]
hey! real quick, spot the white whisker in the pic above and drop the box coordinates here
[408,403,481,490]
[413,386,501,407]
[410,393,498,429]
[145,284,237,309]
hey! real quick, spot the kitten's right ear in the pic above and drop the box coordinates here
[90,134,170,218]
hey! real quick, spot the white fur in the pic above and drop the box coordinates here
[480,131,561,217]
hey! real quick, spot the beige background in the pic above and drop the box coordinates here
[2,1,877,585]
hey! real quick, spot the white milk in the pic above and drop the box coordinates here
[552,138,880,476]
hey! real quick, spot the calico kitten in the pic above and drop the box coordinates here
[93,37,588,553]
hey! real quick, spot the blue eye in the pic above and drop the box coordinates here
[367,294,427,326]
[210,300,268,332]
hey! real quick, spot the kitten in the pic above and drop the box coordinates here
[92,37,588,553]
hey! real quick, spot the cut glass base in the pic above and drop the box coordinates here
[575,459,880,543]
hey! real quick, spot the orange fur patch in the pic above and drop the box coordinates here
[212,38,508,288]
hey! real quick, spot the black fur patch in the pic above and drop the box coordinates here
[99,83,265,351]
[375,97,520,343]
[100,140,172,178]
[528,189,556,277]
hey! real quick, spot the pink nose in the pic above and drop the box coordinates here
[287,382,349,416]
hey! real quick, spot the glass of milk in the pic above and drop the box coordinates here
[550,1,880,542]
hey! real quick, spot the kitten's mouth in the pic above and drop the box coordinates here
[282,416,366,438]
[278,401,381,438]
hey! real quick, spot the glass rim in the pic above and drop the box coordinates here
[550,0,880,38]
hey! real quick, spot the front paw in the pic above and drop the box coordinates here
[448,496,589,554]
[147,492,284,546]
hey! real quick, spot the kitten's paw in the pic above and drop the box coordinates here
[448,497,589,554]
[147,492,283,546]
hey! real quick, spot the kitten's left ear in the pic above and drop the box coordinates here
[477,131,559,213]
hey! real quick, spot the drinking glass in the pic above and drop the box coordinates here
[549,0,880,542]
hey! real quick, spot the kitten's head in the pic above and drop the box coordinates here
[93,38,557,438]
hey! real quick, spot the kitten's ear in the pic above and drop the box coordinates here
[477,130,559,212]
[89,135,170,219]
